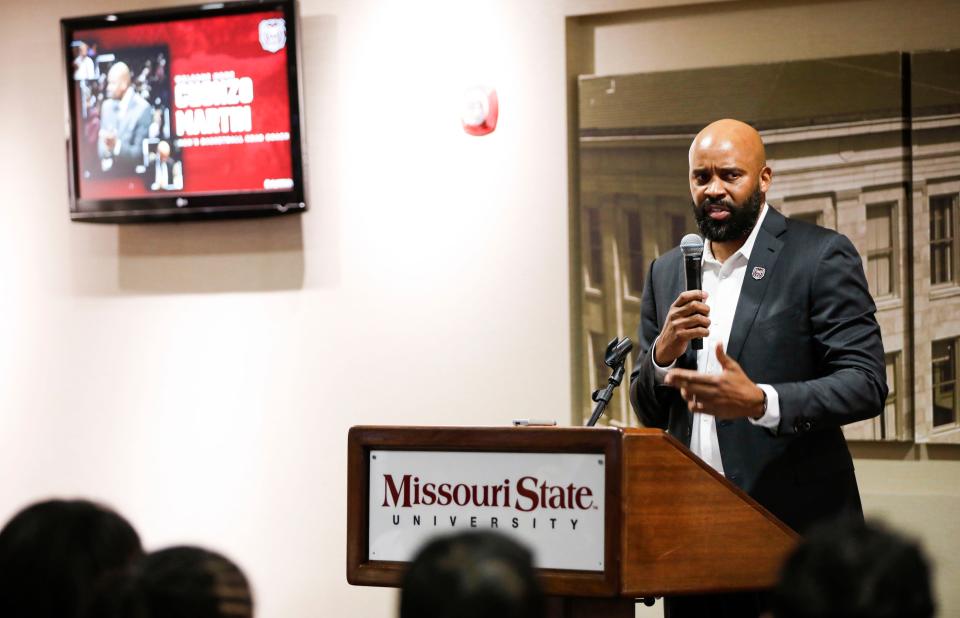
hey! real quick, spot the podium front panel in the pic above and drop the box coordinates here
[347,426,624,597]
[368,449,606,571]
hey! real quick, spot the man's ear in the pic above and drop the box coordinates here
[759,165,773,193]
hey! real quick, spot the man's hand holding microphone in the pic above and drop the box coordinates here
[657,234,765,420]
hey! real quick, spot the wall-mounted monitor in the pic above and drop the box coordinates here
[61,0,306,223]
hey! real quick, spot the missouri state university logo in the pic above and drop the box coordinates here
[381,474,596,512]
[377,472,599,533]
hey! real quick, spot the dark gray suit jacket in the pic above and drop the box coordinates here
[98,92,152,165]
[629,206,887,533]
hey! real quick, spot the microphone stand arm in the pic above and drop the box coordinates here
[585,361,628,427]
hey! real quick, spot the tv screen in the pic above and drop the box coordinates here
[61,0,306,223]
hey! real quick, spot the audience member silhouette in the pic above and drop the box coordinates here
[86,545,253,618]
[400,531,545,618]
[771,518,935,618]
[0,498,142,618]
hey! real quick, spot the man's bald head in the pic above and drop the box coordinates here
[689,118,767,173]
[688,119,773,247]
[106,62,132,100]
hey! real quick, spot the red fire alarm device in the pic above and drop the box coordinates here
[461,86,498,136]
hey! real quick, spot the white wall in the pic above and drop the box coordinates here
[0,1,573,616]
[2,1,959,617]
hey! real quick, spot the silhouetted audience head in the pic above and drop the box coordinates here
[400,531,545,618]
[0,498,142,618]
[771,518,934,618]
[87,545,253,618]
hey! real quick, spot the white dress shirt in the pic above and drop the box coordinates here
[653,204,781,475]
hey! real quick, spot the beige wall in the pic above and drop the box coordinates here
[0,0,956,617]
[586,0,960,75]
[0,0,574,616]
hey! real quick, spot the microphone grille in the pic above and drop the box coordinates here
[680,233,704,257]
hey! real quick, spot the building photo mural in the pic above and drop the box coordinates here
[575,50,960,444]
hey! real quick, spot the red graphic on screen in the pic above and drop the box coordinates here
[72,11,294,200]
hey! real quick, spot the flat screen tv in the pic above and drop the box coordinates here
[61,0,306,223]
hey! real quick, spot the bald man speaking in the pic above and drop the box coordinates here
[630,119,886,609]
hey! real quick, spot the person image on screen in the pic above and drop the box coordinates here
[98,61,152,173]
[151,140,182,191]
[629,118,887,617]
[73,42,95,81]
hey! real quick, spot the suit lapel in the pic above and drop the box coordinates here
[726,207,787,362]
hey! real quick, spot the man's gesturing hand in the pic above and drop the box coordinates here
[653,290,711,366]
[665,342,765,419]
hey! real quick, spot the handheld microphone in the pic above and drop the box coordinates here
[680,234,704,351]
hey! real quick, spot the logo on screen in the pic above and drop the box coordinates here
[259,19,286,53]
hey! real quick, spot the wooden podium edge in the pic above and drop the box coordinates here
[618,429,799,597]
[655,430,798,538]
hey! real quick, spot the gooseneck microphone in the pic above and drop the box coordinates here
[680,234,704,351]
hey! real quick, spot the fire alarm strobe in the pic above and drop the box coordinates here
[461,86,498,136]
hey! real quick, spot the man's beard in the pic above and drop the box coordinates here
[693,186,764,243]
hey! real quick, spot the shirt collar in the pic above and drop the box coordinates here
[703,202,769,265]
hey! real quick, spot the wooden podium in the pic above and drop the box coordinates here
[347,425,797,617]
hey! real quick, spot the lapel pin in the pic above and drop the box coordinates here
[752,266,766,280]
